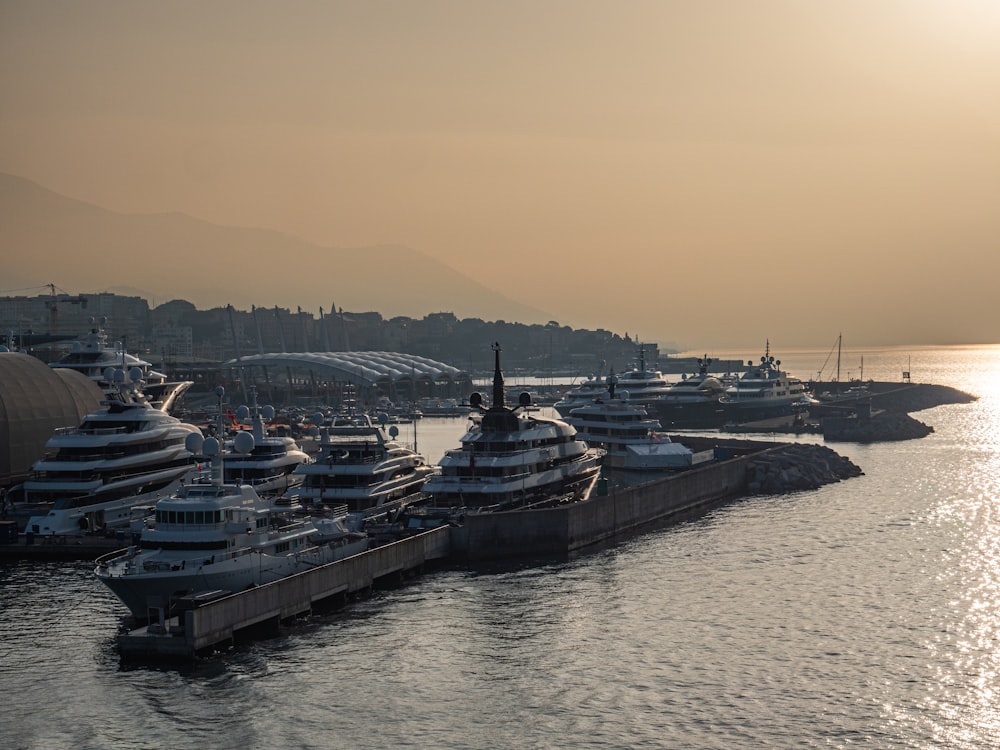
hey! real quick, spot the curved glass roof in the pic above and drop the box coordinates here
[223,351,467,386]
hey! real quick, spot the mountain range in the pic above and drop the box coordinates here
[0,172,552,323]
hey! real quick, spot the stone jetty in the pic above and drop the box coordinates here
[745,443,863,495]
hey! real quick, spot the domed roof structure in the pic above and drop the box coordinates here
[0,353,104,486]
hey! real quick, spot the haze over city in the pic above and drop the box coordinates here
[2,1,998,351]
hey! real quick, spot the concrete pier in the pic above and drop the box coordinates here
[113,436,862,661]
[118,525,450,661]
[451,444,756,560]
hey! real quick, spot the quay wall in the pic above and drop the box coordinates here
[119,526,450,660]
[452,453,754,560]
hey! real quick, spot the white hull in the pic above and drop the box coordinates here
[25,476,185,535]
[97,536,368,620]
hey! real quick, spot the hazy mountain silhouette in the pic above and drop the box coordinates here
[0,172,551,323]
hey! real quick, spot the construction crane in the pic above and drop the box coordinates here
[43,283,88,334]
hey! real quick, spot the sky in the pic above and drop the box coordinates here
[1,0,998,350]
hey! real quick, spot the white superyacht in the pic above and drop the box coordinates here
[423,343,601,512]
[95,431,367,621]
[24,366,201,536]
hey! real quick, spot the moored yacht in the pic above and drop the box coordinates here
[24,366,202,536]
[649,355,730,429]
[422,343,601,512]
[49,317,191,413]
[220,387,311,497]
[565,376,714,471]
[719,342,814,423]
[94,433,367,621]
[289,406,437,517]
[553,344,673,416]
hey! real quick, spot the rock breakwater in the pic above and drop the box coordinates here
[746,444,863,495]
[823,412,933,442]
[866,383,976,413]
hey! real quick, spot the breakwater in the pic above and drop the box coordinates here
[451,439,861,560]
[809,381,976,413]
[745,443,863,494]
[734,382,976,442]
[117,436,858,660]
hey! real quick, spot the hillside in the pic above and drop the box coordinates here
[0,172,551,323]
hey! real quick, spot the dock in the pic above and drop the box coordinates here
[6,435,860,662]
[450,435,771,560]
[117,525,450,661]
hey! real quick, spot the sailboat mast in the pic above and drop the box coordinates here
[836,333,842,383]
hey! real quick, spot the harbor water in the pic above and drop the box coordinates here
[3,344,1000,749]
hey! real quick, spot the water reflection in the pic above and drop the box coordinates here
[904,395,1000,749]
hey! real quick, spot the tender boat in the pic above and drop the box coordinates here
[94,431,367,621]
[565,376,713,471]
[553,344,673,416]
[219,387,311,497]
[719,342,814,423]
[24,366,202,536]
[48,317,191,412]
[289,403,437,517]
[422,343,602,512]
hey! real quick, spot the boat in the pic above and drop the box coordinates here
[218,387,312,498]
[288,399,437,517]
[94,432,368,621]
[421,343,602,512]
[719,342,815,423]
[648,355,730,429]
[415,397,469,417]
[48,317,192,413]
[565,376,714,471]
[23,366,202,536]
[553,344,673,417]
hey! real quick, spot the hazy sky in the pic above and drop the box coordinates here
[2,1,998,349]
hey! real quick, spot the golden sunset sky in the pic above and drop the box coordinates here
[1,1,998,349]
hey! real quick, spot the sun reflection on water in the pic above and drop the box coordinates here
[904,440,1000,747]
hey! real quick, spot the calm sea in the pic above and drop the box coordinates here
[3,345,1000,750]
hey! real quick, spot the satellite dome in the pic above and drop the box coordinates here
[185,432,205,454]
[233,431,255,454]
[202,437,221,457]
